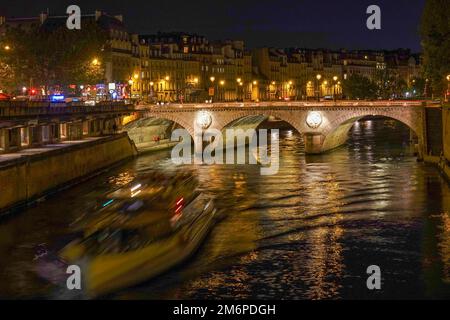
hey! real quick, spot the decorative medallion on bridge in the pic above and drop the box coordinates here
[196,111,212,129]
[306,111,323,129]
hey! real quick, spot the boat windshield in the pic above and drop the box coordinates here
[81,222,173,255]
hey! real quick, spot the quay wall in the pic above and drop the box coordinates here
[442,105,450,181]
[0,133,137,213]
[423,104,450,182]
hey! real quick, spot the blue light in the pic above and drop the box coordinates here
[51,94,65,102]
[102,199,114,207]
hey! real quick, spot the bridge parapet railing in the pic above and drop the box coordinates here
[0,102,136,118]
[141,100,430,111]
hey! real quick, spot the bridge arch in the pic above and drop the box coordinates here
[122,112,195,151]
[214,110,304,135]
[321,108,423,152]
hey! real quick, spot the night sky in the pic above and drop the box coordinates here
[0,0,426,51]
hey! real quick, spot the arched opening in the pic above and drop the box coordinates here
[222,114,304,143]
[322,115,419,157]
[218,114,305,164]
[123,117,193,153]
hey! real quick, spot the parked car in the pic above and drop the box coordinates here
[0,93,11,101]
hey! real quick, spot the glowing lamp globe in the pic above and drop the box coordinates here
[196,111,212,129]
[306,111,322,129]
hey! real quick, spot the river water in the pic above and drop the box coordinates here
[0,118,449,299]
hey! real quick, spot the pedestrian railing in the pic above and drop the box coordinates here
[0,102,136,118]
[141,100,432,111]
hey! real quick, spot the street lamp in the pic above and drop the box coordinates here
[316,74,322,101]
[333,76,338,101]
[220,80,225,101]
[446,75,450,101]
[91,58,99,66]
[209,77,216,102]
[4,45,10,51]
[236,78,242,101]
[128,79,134,101]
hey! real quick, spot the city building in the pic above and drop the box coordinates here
[0,10,423,101]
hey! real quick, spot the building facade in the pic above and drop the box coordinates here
[0,11,423,101]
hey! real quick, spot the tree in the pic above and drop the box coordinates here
[0,20,108,94]
[410,77,426,97]
[420,0,450,98]
[342,74,378,99]
[374,68,395,99]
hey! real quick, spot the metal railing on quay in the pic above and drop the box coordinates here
[0,101,135,118]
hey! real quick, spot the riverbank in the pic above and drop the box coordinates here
[134,139,178,154]
[0,133,137,215]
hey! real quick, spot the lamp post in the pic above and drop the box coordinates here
[316,74,322,102]
[446,75,450,102]
[236,78,242,101]
[333,76,338,102]
[252,80,258,101]
[209,76,215,102]
[128,79,133,102]
[220,80,225,101]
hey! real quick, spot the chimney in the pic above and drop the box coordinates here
[39,12,48,24]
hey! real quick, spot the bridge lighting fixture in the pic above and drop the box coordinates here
[210,76,215,82]
[196,111,212,129]
[306,111,323,129]
[316,74,322,80]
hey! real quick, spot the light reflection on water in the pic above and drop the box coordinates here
[0,118,449,299]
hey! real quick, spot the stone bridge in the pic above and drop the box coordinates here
[125,101,427,156]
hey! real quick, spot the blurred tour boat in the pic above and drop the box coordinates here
[38,172,218,298]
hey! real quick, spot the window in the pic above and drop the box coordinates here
[60,124,67,140]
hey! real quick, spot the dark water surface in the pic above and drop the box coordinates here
[0,118,449,299]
